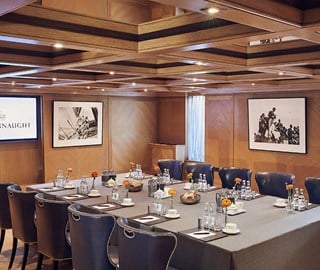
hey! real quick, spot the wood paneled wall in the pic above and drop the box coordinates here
[157,97,185,145]
[205,92,320,192]
[108,96,157,173]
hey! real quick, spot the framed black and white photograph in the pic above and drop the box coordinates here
[248,97,307,154]
[53,101,103,147]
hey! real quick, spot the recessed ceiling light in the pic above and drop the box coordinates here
[278,71,284,76]
[208,7,219,14]
[144,88,148,92]
[109,71,115,75]
[11,81,15,86]
[86,86,91,90]
[101,88,105,92]
[53,43,63,49]
[195,61,204,66]
[251,82,256,86]
[52,77,57,82]
[132,82,136,86]
[192,78,198,82]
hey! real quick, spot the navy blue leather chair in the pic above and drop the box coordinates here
[7,184,37,270]
[117,217,177,270]
[67,204,116,270]
[255,172,295,198]
[185,162,214,186]
[0,182,13,255]
[305,177,320,204]
[35,193,72,270]
[218,167,252,189]
[158,159,183,181]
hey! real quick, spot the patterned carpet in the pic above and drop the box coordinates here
[0,230,73,270]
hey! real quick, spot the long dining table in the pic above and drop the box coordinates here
[28,175,320,270]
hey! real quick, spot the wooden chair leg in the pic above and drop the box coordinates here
[53,260,59,270]
[8,237,17,270]
[21,243,29,270]
[0,229,5,254]
[36,253,44,270]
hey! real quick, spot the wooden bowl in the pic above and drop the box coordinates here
[129,183,143,192]
[180,193,201,205]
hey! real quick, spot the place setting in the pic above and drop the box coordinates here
[90,202,122,211]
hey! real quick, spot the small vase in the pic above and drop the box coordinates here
[170,196,174,209]
[224,207,228,224]
[286,194,294,214]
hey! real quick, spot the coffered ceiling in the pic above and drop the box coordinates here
[0,0,320,96]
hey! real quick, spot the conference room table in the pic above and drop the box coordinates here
[29,175,320,270]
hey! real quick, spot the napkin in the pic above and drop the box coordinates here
[187,230,216,239]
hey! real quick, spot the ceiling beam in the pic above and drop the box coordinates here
[0,0,37,16]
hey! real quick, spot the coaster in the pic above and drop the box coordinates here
[129,214,168,225]
[179,227,228,242]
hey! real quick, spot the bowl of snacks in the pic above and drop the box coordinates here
[129,180,143,192]
[180,190,201,205]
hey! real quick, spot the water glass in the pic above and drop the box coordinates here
[213,212,225,231]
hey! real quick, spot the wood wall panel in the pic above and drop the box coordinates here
[108,96,157,174]
[205,95,234,167]
[157,97,185,145]
[109,0,150,23]
[42,95,109,182]
[0,140,42,184]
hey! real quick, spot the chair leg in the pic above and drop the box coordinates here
[36,253,44,270]
[53,260,59,270]
[8,237,17,270]
[21,243,29,270]
[0,229,5,254]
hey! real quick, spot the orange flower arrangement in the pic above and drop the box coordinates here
[153,165,160,175]
[221,198,232,208]
[233,177,242,190]
[168,188,176,196]
[129,162,135,170]
[123,179,131,188]
[286,183,293,197]
[168,188,176,209]
[91,171,98,178]
[66,167,72,180]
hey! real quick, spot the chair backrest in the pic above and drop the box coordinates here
[255,172,295,198]
[7,184,37,243]
[68,204,116,270]
[218,167,252,189]
[305,177,320,204]
[185,162,214,186]
[117,217,177,270]
[35,193,71,260]
[0,182,13,229]
[157,159,183,180]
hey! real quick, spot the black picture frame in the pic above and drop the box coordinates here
[53,101,103,147]
[248,97,307,154]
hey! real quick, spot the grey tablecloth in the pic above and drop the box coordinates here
[30,176,320,270]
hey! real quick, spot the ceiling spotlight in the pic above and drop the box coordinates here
[52,77,57,82]
[53,43,63,49]
[132,82,136,86]
[192,78,198,82]
[251,82,256,86]
[86,86,91,90]
[207,7,219,14]
[101,88,105,92]
[109,71,115,75]
[11,81,15,86]
[278,71,284,76]
[144,88,148,92]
